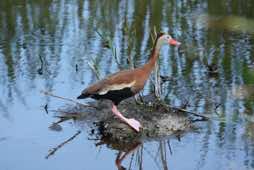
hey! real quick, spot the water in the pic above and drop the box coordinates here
[0,0,254,169]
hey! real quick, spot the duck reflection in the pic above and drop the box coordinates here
[96,137,142,170]
[96,135,175,170]
[47,117,176,170]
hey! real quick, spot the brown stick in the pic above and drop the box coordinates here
[41,90,98,109]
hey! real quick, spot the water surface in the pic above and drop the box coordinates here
[0,0,254,169]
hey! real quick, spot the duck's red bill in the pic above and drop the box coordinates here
[169,39,181,46]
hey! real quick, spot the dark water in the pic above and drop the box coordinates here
[1,0,254,169]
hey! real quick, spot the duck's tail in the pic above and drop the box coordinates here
[77,93,90,99]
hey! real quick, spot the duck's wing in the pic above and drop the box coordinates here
[77,69,137,99]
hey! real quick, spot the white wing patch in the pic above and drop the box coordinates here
[98,81,136,95]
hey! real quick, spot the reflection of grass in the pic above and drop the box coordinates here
[244,99,254,115]
[87,56,101,80]
[95,30,122,69]
[244,122,254,139]
[241,66,254,117]
[127,140,171,170]
[243,64,254,84]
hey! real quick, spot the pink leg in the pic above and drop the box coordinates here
[111,104,142,132]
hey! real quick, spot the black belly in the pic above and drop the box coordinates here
[91,87,134,105]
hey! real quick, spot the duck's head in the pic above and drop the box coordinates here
[155,32,181,48]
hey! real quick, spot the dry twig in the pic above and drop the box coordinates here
[41,90,98,109]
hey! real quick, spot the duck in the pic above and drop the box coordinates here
[77,32,180,132]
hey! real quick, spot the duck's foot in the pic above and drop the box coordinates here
[125,118,142,132]
[111,104,142,132]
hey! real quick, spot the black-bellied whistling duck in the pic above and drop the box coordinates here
[77,32,180,132]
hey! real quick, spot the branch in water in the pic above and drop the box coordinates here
[169,105,210,121]
[41,90,98,109]
[153,101,210,121]
[45,130,81,159]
